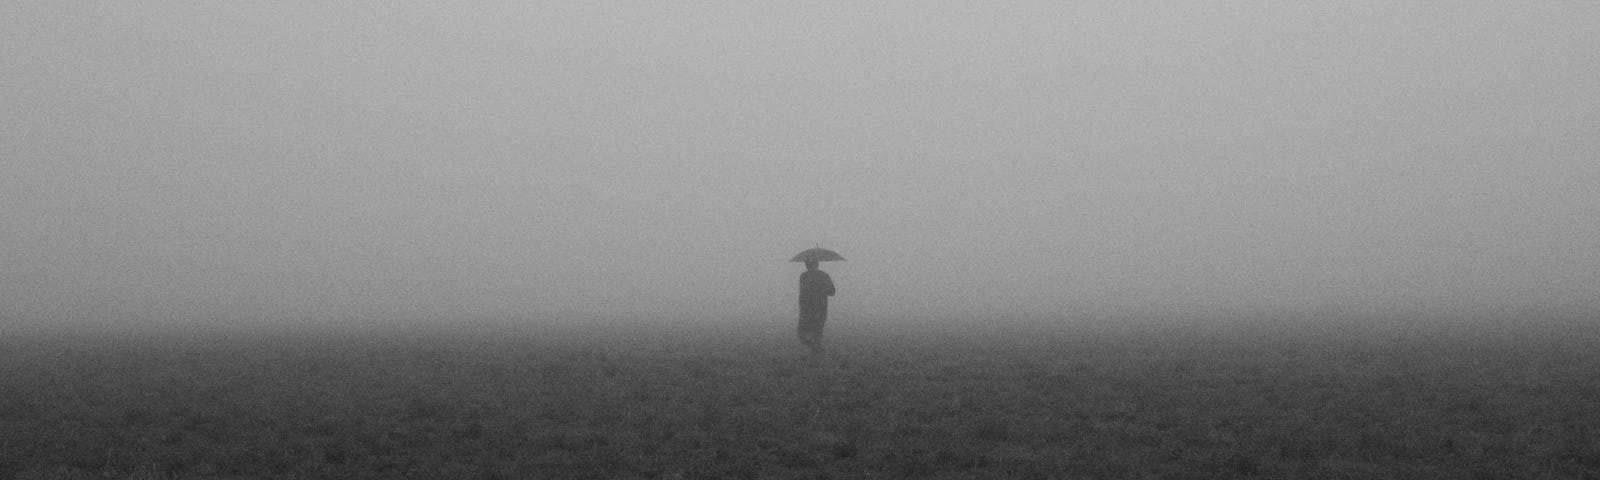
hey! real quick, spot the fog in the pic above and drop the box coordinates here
[5,2,1598,331]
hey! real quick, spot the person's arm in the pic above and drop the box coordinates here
[824,276,835,296]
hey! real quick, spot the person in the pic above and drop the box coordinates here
[797,260,835,353]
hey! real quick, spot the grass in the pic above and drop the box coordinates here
[1,318,1598,479]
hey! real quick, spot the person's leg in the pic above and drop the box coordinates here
[798,314,822,351]
[812,314,827,352]
[797,314,811,346]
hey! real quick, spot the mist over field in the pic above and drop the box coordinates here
[4,2,1599,334]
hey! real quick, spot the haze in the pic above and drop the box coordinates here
[5,2,1598,332]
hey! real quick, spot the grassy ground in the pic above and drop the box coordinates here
[2,318,1598,479]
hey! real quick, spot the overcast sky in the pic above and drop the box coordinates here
[4,1,1598,329]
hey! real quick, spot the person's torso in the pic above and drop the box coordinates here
[799,271,832,298]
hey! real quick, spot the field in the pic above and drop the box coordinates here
[3,317,1599,479]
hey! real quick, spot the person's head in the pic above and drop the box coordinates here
[805,260,819,271]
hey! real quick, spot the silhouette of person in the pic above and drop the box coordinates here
[797,260,835,353]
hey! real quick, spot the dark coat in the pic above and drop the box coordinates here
[798,270,835,316]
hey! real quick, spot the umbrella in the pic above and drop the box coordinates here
[791,247,845,263]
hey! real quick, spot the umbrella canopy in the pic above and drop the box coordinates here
[790,247,845,263]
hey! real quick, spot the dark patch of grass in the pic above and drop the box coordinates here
[0,395,38,420]
[3,322,1600,478]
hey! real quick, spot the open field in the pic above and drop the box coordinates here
[3,317,1599,479]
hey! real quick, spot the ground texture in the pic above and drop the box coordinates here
[2,320,1599,479]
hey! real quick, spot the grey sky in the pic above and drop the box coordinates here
[5,2,1598,329]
